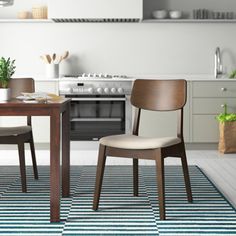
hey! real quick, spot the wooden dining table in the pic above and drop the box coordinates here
[0,98,71,222]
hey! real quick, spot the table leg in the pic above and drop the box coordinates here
[50,109,61,222]
[62,103,70,197]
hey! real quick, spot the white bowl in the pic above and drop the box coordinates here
[169,10,182,19]
[152,10,168,19]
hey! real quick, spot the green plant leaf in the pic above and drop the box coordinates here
[216,104,236,122]
[0,57,16,88]
[229,69,236,79]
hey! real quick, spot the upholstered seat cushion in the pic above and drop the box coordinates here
[100,134,181,149]
[0,126,32,136]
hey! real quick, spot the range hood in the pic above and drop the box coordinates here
[48,0,143,23]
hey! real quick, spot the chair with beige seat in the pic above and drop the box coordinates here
[93,79,193,220]
[0,78,38,192]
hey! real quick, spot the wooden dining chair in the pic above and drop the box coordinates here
[93,79,193,220]
[0,78,38,193]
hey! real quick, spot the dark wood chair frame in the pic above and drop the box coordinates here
[0,78,38,193]
[93,79,193,220]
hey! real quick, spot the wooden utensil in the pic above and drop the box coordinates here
[52,53,56,63]
[40,55,47,63]
[61,51,69,60]
[45,54,52,64]
[58,55,63,64]
[40,55,50,64]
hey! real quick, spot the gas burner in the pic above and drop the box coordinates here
[81,73,113,78]
[63,73,130,80]
[113,75,128,78]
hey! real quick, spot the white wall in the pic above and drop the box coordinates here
[1,1,236,165]
[1,22,236,77]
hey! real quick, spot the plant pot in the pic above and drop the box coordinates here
[0,88,10,101]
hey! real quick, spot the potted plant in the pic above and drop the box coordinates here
[0,57,16,100]
[216,104,236,153]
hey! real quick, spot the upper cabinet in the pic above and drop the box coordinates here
[143,0,236,22]
[48,0,142,23]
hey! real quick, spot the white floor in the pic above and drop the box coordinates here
[0,146,236,209]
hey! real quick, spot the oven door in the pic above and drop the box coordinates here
[66,95,126,140]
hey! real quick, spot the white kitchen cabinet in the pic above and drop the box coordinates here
[192,81,236,143]
[139,82,190,142]
[138,80,236,144]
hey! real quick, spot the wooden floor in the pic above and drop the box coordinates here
[163,150,236,209]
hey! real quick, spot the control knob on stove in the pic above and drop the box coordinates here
[117,88,124,94]
[87,87,94,94]
[96,87,103,94]
[104,88,110,94]
[111,88,117,94]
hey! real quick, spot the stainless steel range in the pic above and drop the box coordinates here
[59,74,133,141]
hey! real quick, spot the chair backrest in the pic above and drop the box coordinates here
[9,78,35,98]
[131,79,187,137]
[8,78,35,126]
[131,79,187,111]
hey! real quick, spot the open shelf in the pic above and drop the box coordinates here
[1,18,236,24]
[0,19,53,23]
[143,19,236,23]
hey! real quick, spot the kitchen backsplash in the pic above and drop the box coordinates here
[1,23,236,77]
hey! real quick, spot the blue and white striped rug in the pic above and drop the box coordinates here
[0,166,235,236]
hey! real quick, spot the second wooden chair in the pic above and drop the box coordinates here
[0,78,38,192]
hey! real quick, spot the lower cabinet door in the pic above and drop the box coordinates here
[192,115,219,143]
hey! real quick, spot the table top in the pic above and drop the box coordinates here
[0,98,71,108]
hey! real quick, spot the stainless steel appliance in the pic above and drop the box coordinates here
[59,74,133,141]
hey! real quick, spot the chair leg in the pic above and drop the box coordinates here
[156,153,165,220]
[133,158,138,196]
[18,141,27,193]
[29,132,38,180]
[93,144,107,211]
[181,148,193,203]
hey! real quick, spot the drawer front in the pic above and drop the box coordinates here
[193,98,236,114]
[193,82,236,98]
[192,115,219,142]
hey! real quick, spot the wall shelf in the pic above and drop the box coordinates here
[1,19,236,23]
[0,19,53,23]
[143,19,236,23]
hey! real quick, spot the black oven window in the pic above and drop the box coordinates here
[70,98,126,140]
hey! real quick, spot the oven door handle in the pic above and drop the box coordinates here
[70,97,126,101]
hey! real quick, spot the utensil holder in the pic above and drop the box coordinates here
[46,64,59,78]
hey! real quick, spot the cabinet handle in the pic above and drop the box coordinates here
[221,87,227,91]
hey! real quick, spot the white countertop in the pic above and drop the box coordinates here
[33,74,236,82]
[132,74,236,81]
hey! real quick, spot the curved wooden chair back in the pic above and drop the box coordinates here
[131,79,187,111]
[9,78,35,98]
